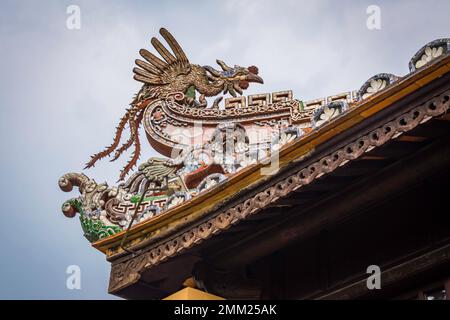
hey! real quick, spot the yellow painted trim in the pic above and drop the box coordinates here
[92,54,450,256]
[163,287,225,300]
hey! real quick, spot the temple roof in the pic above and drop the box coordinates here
[58,36,450,295]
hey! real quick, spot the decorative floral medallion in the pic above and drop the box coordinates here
[409,38,450,72]
[358,73,399,100]
[312,101,348,128]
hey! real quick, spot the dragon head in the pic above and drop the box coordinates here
[203,60,264,97]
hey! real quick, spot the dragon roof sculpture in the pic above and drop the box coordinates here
[58,32,450,245]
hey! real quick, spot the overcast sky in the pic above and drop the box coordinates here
[0,0,449,299]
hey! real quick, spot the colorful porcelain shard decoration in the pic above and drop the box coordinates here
[58,30,450,244]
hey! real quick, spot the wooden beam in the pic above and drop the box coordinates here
[437,114,450,121]
[360,155,387,160]
[211,134,450,269]
[396,135,428,142]
[311,243,450,300]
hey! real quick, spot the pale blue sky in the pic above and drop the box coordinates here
[0,0,449,299]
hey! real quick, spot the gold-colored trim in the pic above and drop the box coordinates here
[93,54,450,256]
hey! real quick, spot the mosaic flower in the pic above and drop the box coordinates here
[362,79,387,99]
[415,46,444,69]
[237,157,257,171]
[272,132,296,151]
[168,196,185,208]
[197,174,227,193]
[204,178,218,190]
[315,105,339,127]
[280,132,296,146]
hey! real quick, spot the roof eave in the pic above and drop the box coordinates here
[93,54,450,258]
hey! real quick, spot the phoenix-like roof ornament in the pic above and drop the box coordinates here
[85,28,263,181]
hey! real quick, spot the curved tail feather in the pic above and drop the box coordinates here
[84,110,130,169]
